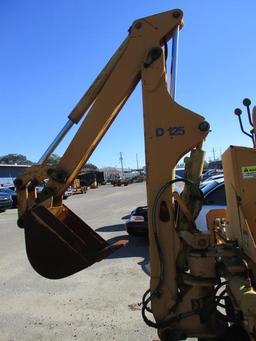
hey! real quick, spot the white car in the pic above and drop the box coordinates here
[201,169,223,182]
[196,177,226,231]
[125,177,226,235]
[200,174,224,188]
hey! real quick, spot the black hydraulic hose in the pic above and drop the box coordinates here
[141,177,204,328]
[151,178,203,295]
[164,40,168,61]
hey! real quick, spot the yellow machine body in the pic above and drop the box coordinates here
[222,146,256,262]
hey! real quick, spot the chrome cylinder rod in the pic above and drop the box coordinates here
[170,26,180,100]
[37,120,74,165]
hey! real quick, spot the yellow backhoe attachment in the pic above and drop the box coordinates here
[16,9,184,278]
[15,8,256,340]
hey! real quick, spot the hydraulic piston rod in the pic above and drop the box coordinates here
[170,26,179,100]
[37,119,74,165]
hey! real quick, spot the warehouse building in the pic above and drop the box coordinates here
[0,164,31,186]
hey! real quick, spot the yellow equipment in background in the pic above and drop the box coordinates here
[71,178,87,194]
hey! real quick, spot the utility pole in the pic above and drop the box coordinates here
[212,148,216,161]
[219,148,222,159]
[119,152,124,177]
[136,153,139,170]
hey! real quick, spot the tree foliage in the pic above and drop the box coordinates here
[0,153,33,165]
[0,153,98,170]
[82,163,98,171]
[46,153,61,166]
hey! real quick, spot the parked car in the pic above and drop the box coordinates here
[196,177,226,230]
[0,192,13,212]
[63,186,73,199]
[201,168,223,181]
[200,174,224,188]
[125,206,148,236]
[175,167,185,179]
[0,188,17,207]
[111,177,129,186]
[132,176,145,183]
[125,177,226,236]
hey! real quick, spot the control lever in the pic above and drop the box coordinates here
[234,98,255,147]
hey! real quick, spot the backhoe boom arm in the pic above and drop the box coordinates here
[16,9,183,211]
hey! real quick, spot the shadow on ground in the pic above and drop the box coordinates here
[95,224,126,232]
[106,234,150,276]
[95,223,150,275]
[121,214,130,220]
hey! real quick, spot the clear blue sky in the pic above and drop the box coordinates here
[1,1,256,169]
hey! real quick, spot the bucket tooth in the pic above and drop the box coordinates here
[22,205,126,279]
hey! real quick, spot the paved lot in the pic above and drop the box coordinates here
[0,182,161,341]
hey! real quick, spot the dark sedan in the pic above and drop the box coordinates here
[0,191,13,212]
[0,188,17,208]
[125,206,148,236]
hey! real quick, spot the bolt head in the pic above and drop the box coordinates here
[135,22,142,29]
[173,11,181,18]
[198,238,208,248]
[198,121,210,132]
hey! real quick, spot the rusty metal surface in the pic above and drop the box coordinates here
[23,205,127,279]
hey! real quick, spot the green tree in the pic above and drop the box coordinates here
[82,163,98,171]
[0,153,33,165]
[46,153,61,166]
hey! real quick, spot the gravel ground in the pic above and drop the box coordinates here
[0,182,161,341]
[0,182,197,341]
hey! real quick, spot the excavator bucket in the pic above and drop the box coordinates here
[22,204,126,279]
